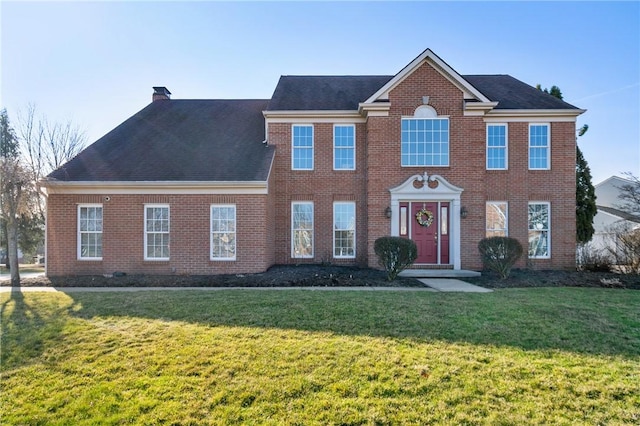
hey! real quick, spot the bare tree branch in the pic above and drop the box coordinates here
[617,172,640,219]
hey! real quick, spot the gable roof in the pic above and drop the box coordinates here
[363,48,493,105]
[597,205,640,224]
[45,99,273,183]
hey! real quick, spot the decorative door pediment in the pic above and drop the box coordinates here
[389,172,463,197]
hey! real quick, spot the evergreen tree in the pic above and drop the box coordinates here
[576,146,597,242]
[0,109,20,159]
[538,85,596,243]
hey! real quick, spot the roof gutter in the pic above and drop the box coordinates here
[40,179,270,195]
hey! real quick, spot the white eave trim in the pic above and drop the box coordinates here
[363,48,492,105]
[463,101,499,116]
[358,102,391,117]
[41,180,269,195]
[263,110,365,123]
[483,108,586,122]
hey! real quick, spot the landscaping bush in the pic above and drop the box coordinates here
[577,243,613,272]
[612,228,640,274]
[374,236,417,281]
[478,236,523,279]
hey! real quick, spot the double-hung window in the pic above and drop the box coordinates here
[292,125,313,170]
[486,202,508,237]
[334,125,355,170]
[528,202,550,258]
[487,124,507,170]
[334,202,355,258]
[529,124,550,170]
[78,205,103,260]
[145,205,170,260]
[401,117,449,166]
[211,205,236,260]
[292,202,313,258]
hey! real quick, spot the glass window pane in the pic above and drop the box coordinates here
[401,118,449,167]
[486,202,508,237]
[211,205,236,259]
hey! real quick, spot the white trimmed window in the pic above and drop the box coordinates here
[78,204,103,260]
[292,202,313,258]
[528,202,550,258]
[144,205,170,260]
[529,124,550,170]
[334,125,355,170]
[334,202,355,258]
[487,124,507,170]
[486,202,508,237]
[292,125,314,170]
[401,112,450,167]
[211,205,236,260]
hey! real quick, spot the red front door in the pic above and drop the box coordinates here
[411,202,439,264]
[400,201,450,264]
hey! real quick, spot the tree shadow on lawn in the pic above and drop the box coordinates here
[60,288,640,360]
[1,287,68,370]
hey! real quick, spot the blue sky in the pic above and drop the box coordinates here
[2,1,638,184]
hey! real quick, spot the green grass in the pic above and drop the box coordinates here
[0,263,44,276]
[2,288,639,425]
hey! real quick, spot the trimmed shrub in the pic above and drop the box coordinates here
[478,237,523,279]
[374,236,417,281]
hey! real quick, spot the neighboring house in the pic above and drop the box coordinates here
[590,176,640,252]
[41,49,584,277]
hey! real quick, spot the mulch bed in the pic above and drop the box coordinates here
[5,264,640,290]
[466,268,640,290]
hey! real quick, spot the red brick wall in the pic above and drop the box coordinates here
[364,60,577,270]
[268,122,369,266]
[46,193,273,276]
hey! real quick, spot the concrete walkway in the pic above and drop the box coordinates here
[0,286,439,293]
[418,278,492,293]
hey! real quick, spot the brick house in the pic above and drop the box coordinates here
[41,49,584,277]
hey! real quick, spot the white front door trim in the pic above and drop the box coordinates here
[389,172,464,269]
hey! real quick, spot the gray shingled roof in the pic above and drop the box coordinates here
[463,75,580,110]
[267,75,393,111]
[47,99,273,182]
[266,74,581,111]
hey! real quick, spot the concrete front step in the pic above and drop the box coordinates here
[399,269,481,278]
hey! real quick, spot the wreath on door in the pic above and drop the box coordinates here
[415,208,434,227]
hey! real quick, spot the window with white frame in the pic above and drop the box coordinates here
[334,202,355,258]
[292,125,313,170]
[334,125,355,170]
[211,205,236,260]
[486,202,508,237]
[292,202,313,258]
[78,205,103,260]
[529,124,550,170]
[401,117,449,166]
[528,202,550,258]
[145,205,170,260]
[487,124,507,170]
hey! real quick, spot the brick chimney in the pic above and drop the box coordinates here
[152,87,171,102]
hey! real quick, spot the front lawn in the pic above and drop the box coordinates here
[2,288,639,424]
